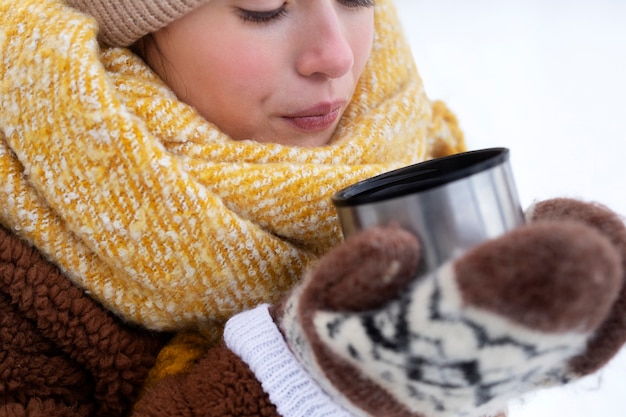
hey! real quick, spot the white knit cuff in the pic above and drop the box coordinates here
[224,304,353,417]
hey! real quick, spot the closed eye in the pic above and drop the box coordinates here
[238,4,288,24]
[339,0,375,8]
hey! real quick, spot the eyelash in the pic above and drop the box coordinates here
[238,0,375,25]
[342,0,376,7]
[238,4,288,24]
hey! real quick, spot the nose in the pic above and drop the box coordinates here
[295,6,355,79]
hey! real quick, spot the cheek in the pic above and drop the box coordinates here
[188,40,280,106]
[350,20,375,75]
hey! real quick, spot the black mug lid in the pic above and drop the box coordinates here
[332,148,510,207]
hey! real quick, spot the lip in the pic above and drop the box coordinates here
[281,101,345,133]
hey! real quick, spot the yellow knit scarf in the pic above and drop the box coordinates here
[0,0,464,339]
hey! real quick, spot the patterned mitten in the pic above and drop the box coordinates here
[272,198,626,417]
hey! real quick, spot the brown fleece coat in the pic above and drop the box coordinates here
[134,344,280,417]
[0,224,169,417]
[0,222,279,417]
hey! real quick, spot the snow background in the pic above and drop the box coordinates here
[394,1,626,416]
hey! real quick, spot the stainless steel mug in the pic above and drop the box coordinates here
[332,148,525,276]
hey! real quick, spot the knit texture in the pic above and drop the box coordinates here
[141,331,212,389]
[224,304,352,417]
[134,342,282,417]
[275,218,624,417]
[66,0,210,47]
[0,0,464,337]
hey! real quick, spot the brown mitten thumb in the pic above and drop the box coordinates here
[527,198,626,376]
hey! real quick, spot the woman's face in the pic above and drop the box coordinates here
[143,0,375,147]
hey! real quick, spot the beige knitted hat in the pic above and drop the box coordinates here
[67,0,211,47]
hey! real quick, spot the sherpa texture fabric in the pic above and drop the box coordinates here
[0,223,168,417]
[134,341,282,417]
[0,0,464,342]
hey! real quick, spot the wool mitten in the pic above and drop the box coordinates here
[270,198,626,417]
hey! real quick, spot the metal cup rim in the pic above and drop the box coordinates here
[332,147,510,207]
